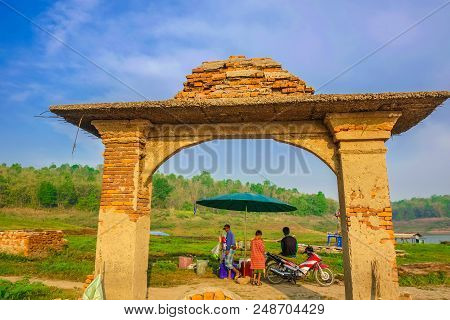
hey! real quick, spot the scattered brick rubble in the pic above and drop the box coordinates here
[83,274,95,291]
[189,290,232,300]
[175,55,314,99]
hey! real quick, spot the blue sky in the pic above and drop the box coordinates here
[0,0,449,200]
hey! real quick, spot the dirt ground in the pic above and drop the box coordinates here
[2,275,448,300]
[398,263,450,275]
[148,278,450,300]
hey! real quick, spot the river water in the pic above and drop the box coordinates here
[422,234,450,244]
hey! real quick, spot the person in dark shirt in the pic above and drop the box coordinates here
[280,227,298,258]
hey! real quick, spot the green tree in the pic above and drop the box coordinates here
[57,177,77,207]
[77,190,99,211]
[37,181,57,207]
[192,171,214,188]
[250,183,264,194]
[0,175,8,207]
[152,174,174,208]
[311,191,327,215]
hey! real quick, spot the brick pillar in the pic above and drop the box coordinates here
[92,120,151,300]
[325,112,401,300]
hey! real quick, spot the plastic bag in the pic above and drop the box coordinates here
[211,243,220,256]
[82,274,104,300]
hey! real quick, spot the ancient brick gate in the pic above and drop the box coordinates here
[50,56,450,300]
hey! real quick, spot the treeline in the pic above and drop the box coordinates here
[4,164,447,219]
[0,164,101,211]
[153,171,338,216]
[0,164,337,216]
[392,195,450,221]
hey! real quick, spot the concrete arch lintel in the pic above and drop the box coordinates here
[141,133,338,186]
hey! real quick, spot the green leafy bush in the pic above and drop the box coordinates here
[0,279,63,300]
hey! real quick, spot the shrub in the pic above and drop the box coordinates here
[0,279,58,300]
[152,260,177,272]
[181,202,193,211]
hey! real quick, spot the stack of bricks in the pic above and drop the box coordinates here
[175,55,314,100]
[95,120,150,222]
[345,206,395,244]
[0,230,66,257]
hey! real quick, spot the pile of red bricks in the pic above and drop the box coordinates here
[0,230,66,257]
[175,55,314,99]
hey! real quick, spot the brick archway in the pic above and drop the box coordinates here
[50,55,450,299]
[90,114,400,300]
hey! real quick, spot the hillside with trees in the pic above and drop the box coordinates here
[1,164,448,220]
[0,164,337,216]
[0,164,101,211]
[392,195,450,220]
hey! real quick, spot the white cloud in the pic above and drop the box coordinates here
[41,0,101,54]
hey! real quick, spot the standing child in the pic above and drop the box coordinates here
[250,230,266,286]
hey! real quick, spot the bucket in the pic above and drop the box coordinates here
[179,256,193,269]
[196,260,209,275]
[239,259,251,277]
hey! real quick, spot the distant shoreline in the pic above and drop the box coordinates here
[424,230,450,235]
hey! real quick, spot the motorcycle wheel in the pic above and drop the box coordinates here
[314,268,334,287]
[265,261,284,284]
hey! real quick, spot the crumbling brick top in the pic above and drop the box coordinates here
[49,52,450,136]
[175,55,314,100]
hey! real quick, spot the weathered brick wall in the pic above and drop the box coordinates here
[175,55,314,99]
[345,207,394,244]
[0,230,66,257]
[325,112,401,299]
[90,120,154,299]
[93,120,151,222]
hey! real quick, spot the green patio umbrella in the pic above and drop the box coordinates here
[196,192,297,274]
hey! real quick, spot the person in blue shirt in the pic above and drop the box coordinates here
[223,224,240,279]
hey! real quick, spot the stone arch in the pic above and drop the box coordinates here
[273,134,338,174]
[142,133,338,188]
[50,54,447,301]
[90,113,403,300]
[141,137,212,188]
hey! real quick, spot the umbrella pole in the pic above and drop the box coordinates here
[244,206,247,277]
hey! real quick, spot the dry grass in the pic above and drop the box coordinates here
[394,217,450,234]
[0,207,97,233]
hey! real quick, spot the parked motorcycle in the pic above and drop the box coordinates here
[265,246,334,286]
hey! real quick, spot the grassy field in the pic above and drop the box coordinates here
[0,208,448,298]
[0,208,97,233]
